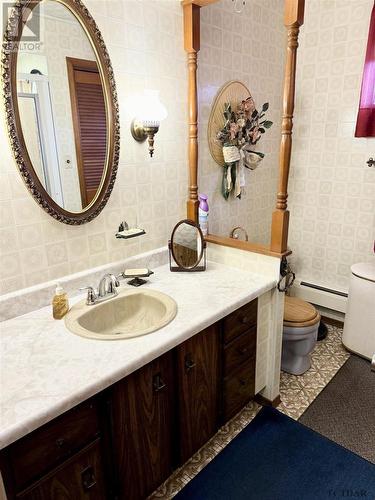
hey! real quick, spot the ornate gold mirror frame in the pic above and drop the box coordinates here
[2,0,120,225]
[182,0,305,257]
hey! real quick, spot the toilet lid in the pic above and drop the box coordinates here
[351,262,375,283]
[284,296,319,325]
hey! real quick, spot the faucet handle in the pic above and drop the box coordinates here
[79,286,97,305]
[107,274,120,294]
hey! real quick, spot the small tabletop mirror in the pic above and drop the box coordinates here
[169,219,206,272]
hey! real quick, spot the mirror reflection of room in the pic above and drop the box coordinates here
[172,222,200,269]
[198,3,286,246]
[17,0,107,212]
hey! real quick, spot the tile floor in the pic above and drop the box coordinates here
[150,324,349,499]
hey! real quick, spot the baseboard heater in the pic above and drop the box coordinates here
[293,281,348,314]
[300,282,348,298]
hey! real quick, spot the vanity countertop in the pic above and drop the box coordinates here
[0,262,276,450]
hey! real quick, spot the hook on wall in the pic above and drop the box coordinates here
[232,0,246,14]
[366,157,375,168]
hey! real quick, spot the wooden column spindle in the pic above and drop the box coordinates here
[183,2,201,222]
[271,0,305,254]
[187,50,199,221]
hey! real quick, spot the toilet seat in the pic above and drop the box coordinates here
[283,296,320,329]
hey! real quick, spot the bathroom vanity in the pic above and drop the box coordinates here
[0,261,278,500]
[1,301,257,499]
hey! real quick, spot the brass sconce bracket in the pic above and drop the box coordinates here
[131,119,159,157]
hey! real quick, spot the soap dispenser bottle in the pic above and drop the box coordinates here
[52,283,69,319]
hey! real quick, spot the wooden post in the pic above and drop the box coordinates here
[183,1,201,222]
[271,0,304,253]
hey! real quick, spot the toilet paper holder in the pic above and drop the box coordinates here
[278,258,295,293]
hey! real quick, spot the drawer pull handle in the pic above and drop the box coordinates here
[237,347,248,355]
[55,437,66,449]
[241,316,249,324]
[185,356,196,372]
[153,374,166,392]
[81,466,96,491]
[239,378,246,386]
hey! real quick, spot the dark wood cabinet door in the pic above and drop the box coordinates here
[111,352,175,500]
[176,324,220,463]
[16,439,106,500]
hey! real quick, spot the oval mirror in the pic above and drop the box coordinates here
[170,219,205,271]
[3,0,119,224]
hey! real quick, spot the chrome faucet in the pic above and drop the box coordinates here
[98,273,120,298]
[80,273,120,305]
[230,226,249,242]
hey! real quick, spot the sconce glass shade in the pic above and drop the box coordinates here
[131,90,168,157]
[137,90,168,127]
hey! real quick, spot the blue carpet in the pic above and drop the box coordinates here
[175,407,375,500]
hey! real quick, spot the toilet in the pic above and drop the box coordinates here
[281,296,320,375]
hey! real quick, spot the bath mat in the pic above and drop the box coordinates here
[174,406,375,500]
[300,354,375,463]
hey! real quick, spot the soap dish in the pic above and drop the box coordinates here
[120,268,154,287]
[116,221,145,239]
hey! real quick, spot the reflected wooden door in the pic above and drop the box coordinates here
[67,57,107,208]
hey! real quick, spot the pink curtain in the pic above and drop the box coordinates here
[355,1,375,137]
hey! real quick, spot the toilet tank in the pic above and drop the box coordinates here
[342,262,375,360]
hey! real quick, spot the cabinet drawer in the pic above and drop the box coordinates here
[223,326,256,377]
[222,360,255,421]
[222,299,257,344]
[17,439,106,499]
[10,399,100,491]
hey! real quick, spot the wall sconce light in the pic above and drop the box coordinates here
[130,90,168,157]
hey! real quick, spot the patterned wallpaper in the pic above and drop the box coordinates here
[198,0,285,245]
[1,0,374,298]
[0,0,187,295]
[288,0,375,292]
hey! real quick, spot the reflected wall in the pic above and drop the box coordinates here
[198,0,286,245]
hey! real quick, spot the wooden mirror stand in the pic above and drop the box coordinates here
[181,0,305,258]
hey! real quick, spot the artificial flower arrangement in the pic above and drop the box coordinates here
[216,96,273,200]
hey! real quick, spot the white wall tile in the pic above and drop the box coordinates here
[0,0,187,295]
[288,0,375,292]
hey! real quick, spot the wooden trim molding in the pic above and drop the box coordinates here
[270,0,305,253]
[181,0,219,6]
[206,234,292,259]
[255,393,281,408]
[1,0,120,225]
[182,0,304,257]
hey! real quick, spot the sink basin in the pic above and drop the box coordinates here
[65,289,177,340]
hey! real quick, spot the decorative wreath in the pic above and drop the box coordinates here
[207,81,273,200]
